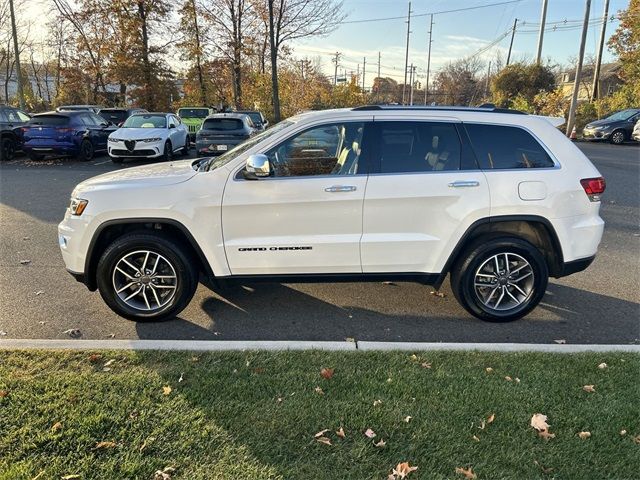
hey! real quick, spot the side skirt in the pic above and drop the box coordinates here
[213,272,446,288]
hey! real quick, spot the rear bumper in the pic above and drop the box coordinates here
[556,255,595,278]
[24,144,79,156]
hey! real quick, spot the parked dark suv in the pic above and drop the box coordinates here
[22,111,116,161]
[195,113,256,156]
[98,108,148,127]
[0,105,30,160]
[235,110,269,131]
[583,108,640,144]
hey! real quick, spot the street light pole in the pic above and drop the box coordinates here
[402,1,412,104]
[424,13,433,105]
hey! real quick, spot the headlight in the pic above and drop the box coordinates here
[69,197,89,216]
[108,137,121,142]
[593,125,606,131]
[140,137,162,143]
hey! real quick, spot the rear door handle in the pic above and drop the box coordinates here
[448,180,480,188]
[325,185,357,192]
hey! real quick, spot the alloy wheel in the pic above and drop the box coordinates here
[112,250,178,311]
[612,131,624,144]
[473,252,534,311]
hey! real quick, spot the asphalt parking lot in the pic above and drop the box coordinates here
[0,142,638,344]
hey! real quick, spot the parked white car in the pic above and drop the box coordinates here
[632,118,640,142]
[60,106,605,322]
[107,113,189,163]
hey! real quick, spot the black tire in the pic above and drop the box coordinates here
[111,156,124,164]
[610,129,626,145]
[450,237,548,322]
[161,140,173,161]
[181,136,190,155]
[78,139,94,161]
[1,137,15,161]
[28,152,44,161]
[96,232,198,321]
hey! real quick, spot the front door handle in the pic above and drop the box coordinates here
[448,180,480,188]
[325,185,357,193]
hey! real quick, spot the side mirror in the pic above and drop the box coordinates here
[243,154,270,179]
[169,124,176,129]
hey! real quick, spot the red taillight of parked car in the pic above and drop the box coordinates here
[56,127,75,133]
[580,177,606,201]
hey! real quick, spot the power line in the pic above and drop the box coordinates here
[341,0,522,25]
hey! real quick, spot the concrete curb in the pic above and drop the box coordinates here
[0,339,638,353]
[357,342,640,353]
[0,339,357,351]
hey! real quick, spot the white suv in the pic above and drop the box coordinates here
[58,106,605,322]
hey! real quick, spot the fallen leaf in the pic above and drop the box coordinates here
[421,362,432,369]
[19,259,31,265]
[162,386,172,396]
[409,354,419,361]
[383,281,396,286]
[316,436,332,445]
[487,413,495,424]
[554,339,566,344]
[345,337,355,343]
[38,321,46,325]
[620,429,627,436]
[103,359,115,367]
[364,428,376,438]
[30,471,45,480]
[472,435,480,442]
[35,290,44,296]
[538,430,556,440]
[178,373,184,383]
[0,390,7,398]
[87,354,102,363]
[153,466,176,480]
[336,427,345,438]
[23,236,30,240]
[515,377,521,383]
[61,476,81,480]
[51,422,62,432]
[320,367,334,379]
[530,413,550,431]
[430,290,446,297]
[577,431,591,439]
[404,416,412,423]
[485,367,493,373]
[314,429,329,438]
[373,399,383,407]
[455,466,477,479]
[583,385,596,393]
[0,330,7,336]
[63,328,81,338]
[94,441,116,449]
[505,376,512,381]
[276,397,283,403]
[139,436,155,452]
[478,420,486,430]
[314,386,324,395]
[191,356,199,362]
[534,460,554,474]
[387,377,393,383]
[633,435,640,445]
[392,462,418,478]
[105,333,115,338]
[598,362,607,369]
[374,438,386,448]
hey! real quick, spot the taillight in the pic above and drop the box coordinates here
[56,127,74,133]
[580,177,606,202]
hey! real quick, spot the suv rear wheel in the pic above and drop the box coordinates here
[450,237,548,322]
[96,232,198,321]
[1,137,15,160]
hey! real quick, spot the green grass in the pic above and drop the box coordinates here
[0,350,638,480]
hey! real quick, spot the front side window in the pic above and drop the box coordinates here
[373,121,461,173]
[465,124,555,169]
[265,122,365,177]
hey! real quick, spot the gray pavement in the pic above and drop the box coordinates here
[1,142,638,344]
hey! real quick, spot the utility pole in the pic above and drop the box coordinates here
[409,64,416,105]
[362,57,366,92]
[535,0,549,64]
[485,61,492,98]
[332,51,342,86]
[268,0,281,121]
[402,1,412,104]
[591,0,610,101]
[566,0,592,137]
[506,18,518,66]
[377,51,381,101]
[8,0,25,110]
[424,13,433,105]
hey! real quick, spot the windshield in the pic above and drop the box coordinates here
[99,110,128,124]
[605,109,638,122]
[179,108,209,119]
[204,120,293,172]
[29,115,70,126]
[239,112,262,124]
[202,118,243,131]
[123,114,166,128]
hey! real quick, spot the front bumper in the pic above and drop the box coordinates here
[582,128,610,140]
[108,140,164,158]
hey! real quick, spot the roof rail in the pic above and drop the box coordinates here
[352,105,527,115]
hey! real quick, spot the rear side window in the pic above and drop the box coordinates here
[28,115,70,126]
[203,118,243,131]
[465,124,555,169]
[373,121,461,173]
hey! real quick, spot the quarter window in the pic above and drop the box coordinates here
[265,122,366,177]
[373,122,461,173]
[465,124,555,169]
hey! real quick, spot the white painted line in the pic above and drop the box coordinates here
[0,339,357,351]
[357,342,640,353]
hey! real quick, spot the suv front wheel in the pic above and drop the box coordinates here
[96,232,198,321]
[450,237,548,322]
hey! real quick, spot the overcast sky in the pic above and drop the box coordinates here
[20,0,628,88]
